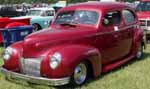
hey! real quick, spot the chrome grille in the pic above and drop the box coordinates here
[140,20,146,26]
[140,20,150,30]
[20,58,42,77]
[140,20,150,26]
[148,21,150,26]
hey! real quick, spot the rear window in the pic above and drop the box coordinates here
[122,10,135,24]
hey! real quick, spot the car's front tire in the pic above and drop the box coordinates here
[71,61,88,86]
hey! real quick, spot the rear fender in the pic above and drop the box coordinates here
[5,22,28,28]
[132,28,144,53]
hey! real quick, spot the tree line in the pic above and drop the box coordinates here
[0,0,136,4]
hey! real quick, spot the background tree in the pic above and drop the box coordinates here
[0,0,136,4]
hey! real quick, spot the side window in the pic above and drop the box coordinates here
[46,10,55,16]
[122,10,135,24]
[103,11,121,26]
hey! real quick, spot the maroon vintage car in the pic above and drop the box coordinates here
[1,2,145,86]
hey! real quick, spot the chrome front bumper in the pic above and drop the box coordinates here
[0,68,70,86]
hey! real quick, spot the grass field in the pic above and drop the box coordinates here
[0,45,150,89]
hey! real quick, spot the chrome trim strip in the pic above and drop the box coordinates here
[0,68,70,86]
[93,25,136,36]
[140,19,150,20]
[140,19,150,29]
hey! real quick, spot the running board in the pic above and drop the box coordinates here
[102,55,135,73]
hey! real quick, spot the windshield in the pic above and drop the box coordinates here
[136,1,150,11]
[26,10,42,16]
[54,10,99,25]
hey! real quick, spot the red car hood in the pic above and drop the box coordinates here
[23,26,97,57]
[137,11,150,20]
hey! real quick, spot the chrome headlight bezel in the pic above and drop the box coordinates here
[49,52,61,70]
[3,47,14,61]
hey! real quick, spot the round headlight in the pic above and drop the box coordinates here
[3,47,13,61]
[49,52,61,70]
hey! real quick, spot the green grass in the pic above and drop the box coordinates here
[0,45,150,89]
[0,47,4,66]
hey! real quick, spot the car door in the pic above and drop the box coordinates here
[119,9,136,57]
[95,10,123,64]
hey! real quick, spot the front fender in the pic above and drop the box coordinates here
[3,41,23,71]
[41,45,101,78]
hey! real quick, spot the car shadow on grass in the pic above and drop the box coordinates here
[6,77,80,89]
[84,51,150,86]
[57,51,150,89]
[106,51,150,73]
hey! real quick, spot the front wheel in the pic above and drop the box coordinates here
[136,42,143,59]
[71,61,88,86]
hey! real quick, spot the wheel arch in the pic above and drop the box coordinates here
[55,44,102,78]
[32,23,42,30]
[85,54,102,78]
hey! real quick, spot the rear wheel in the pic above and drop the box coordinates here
[71,61,88,86]
[32,24,41,32]
[136,42,143,59]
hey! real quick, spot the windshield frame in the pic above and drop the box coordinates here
[26,10,43,16]
[53,9,100,26]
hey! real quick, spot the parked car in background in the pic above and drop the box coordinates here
[1,2,145,86]
[13,7,55,31]
[0,6,25,17]
[136,0,150,42]
[15,4,30,15]
[0,17,30,44]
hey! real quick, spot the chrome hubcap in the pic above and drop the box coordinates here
[74,63,87,85]
[136,44,142,59]
[32,24,39,32]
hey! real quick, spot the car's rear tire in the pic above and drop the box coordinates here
[70,61,89,86]
[136,42,143,59]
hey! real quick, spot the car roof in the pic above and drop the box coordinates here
[60,2,130,11]
[30,7,54,11]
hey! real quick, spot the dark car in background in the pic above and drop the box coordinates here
[0,6,25,17]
